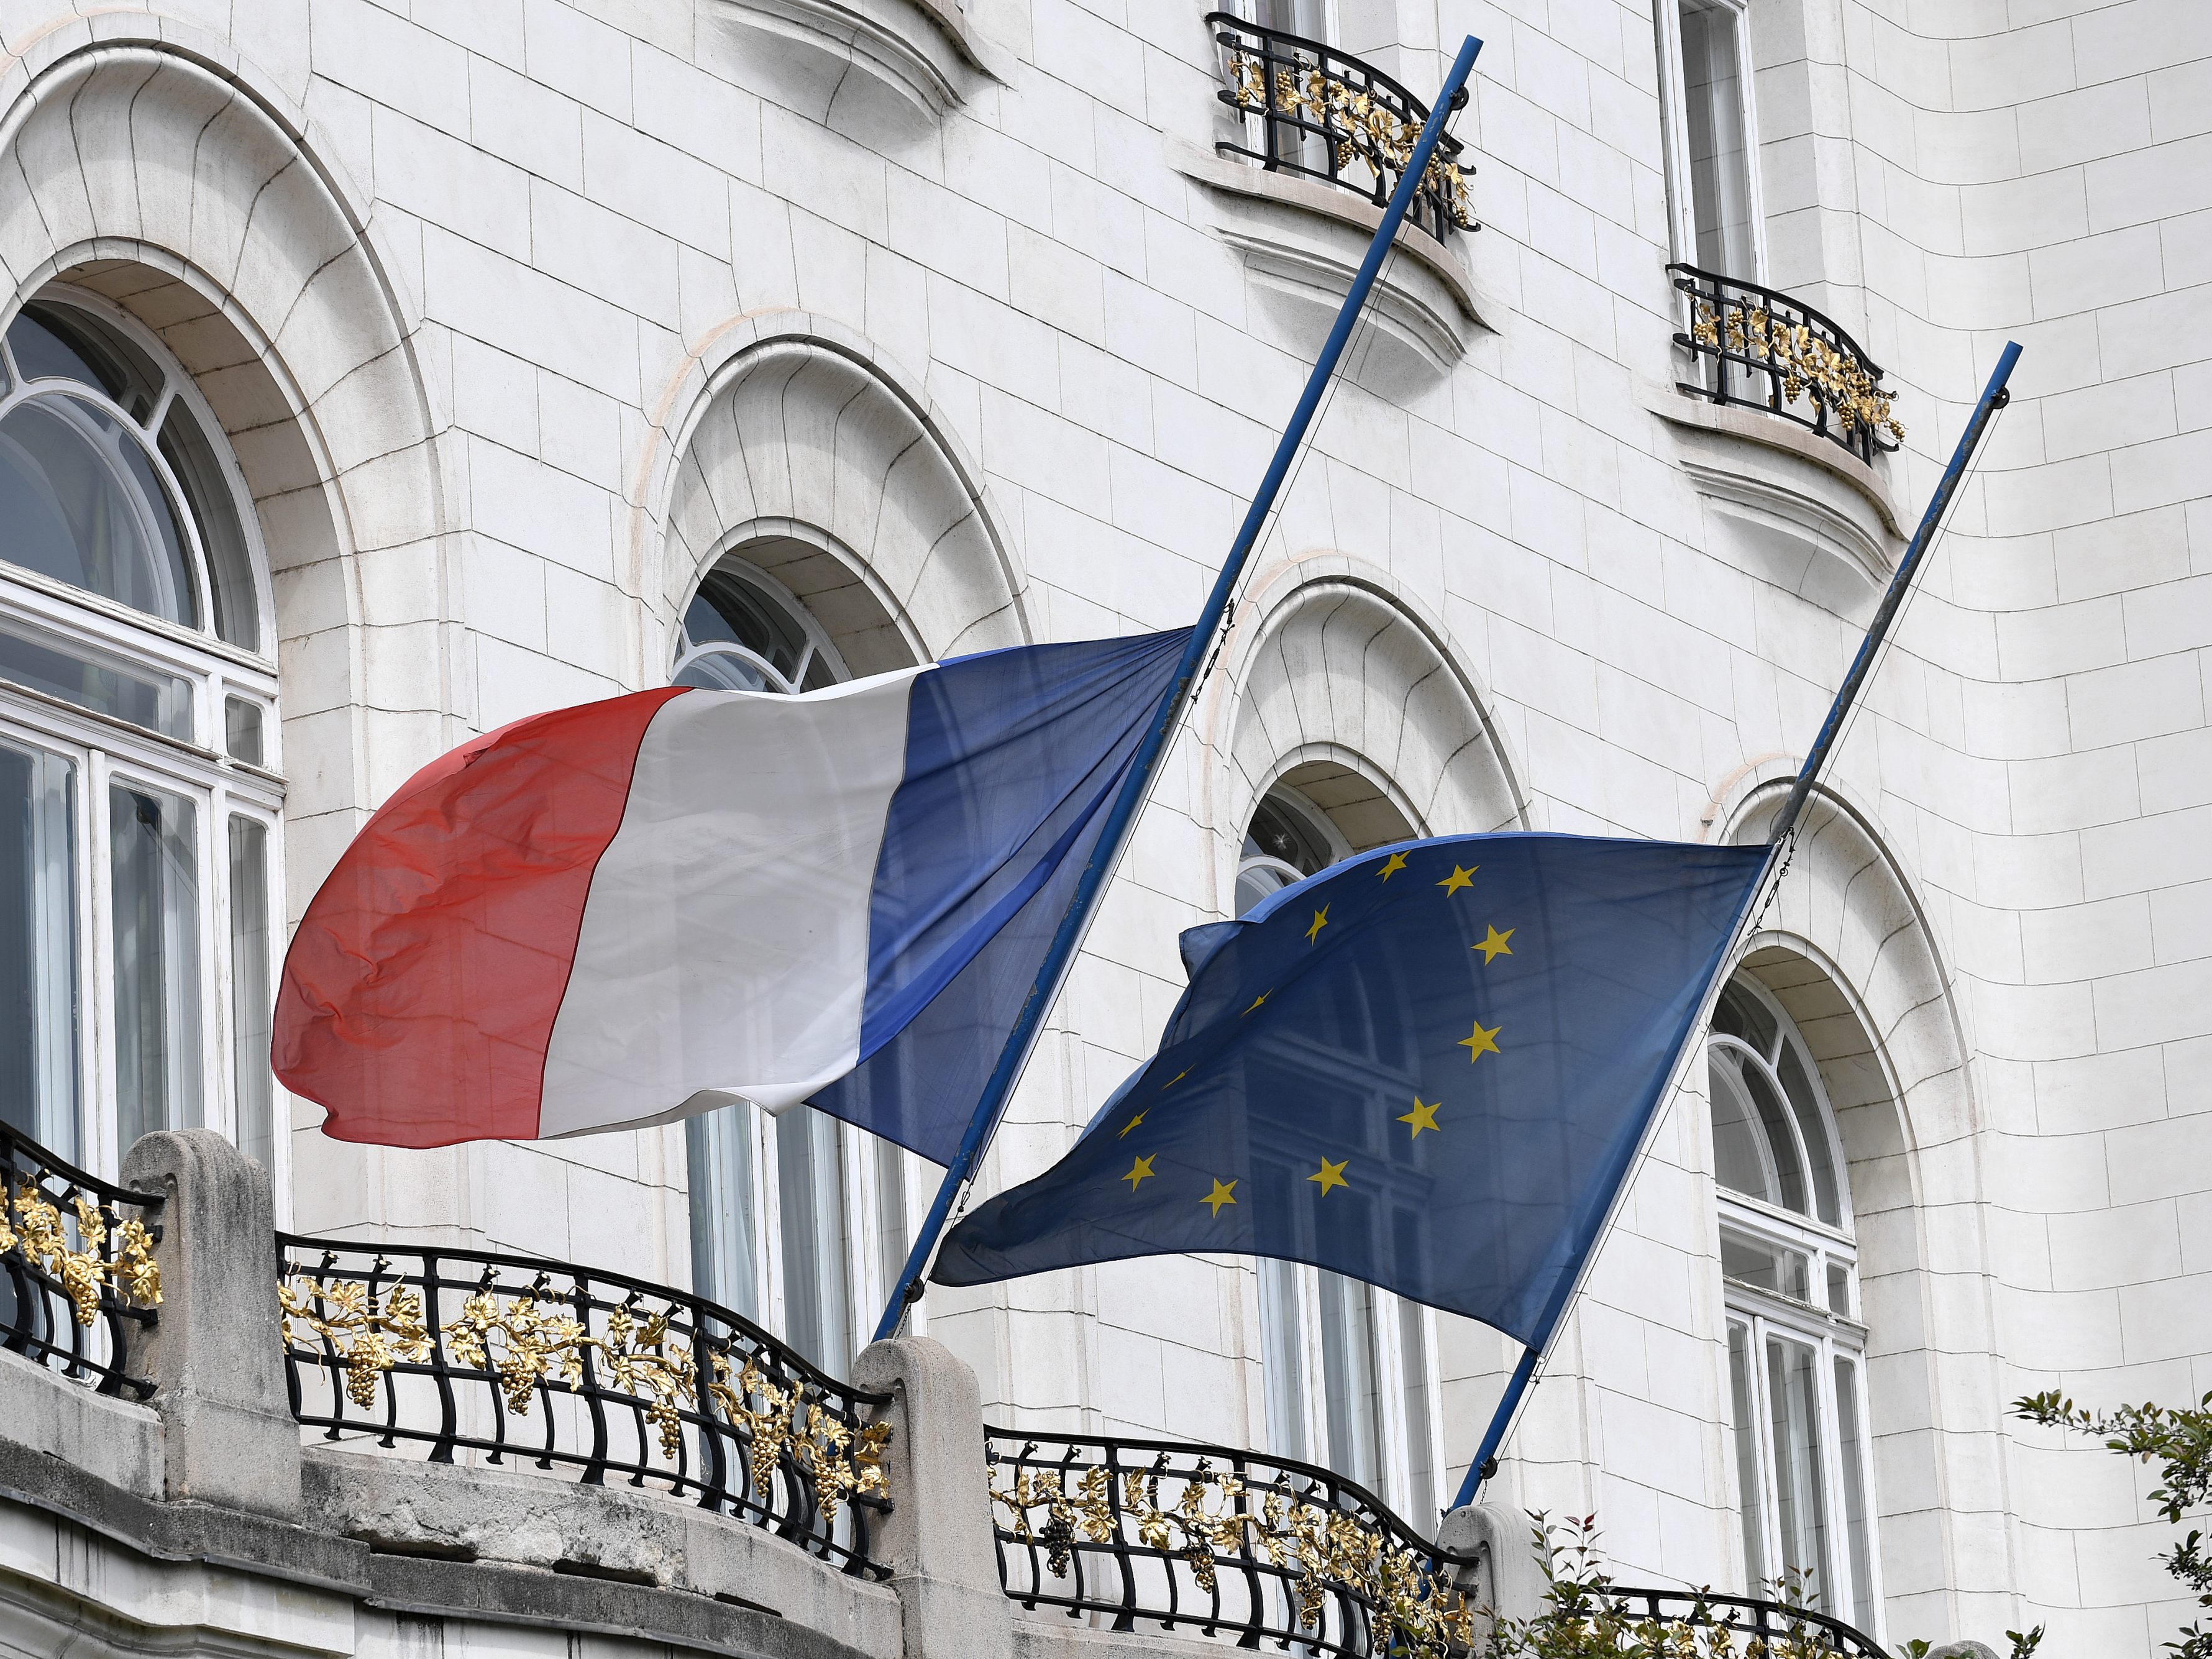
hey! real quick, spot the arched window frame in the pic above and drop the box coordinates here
[0,285,283,1200]
[1238,776,1447,1524]
[672,547,923,1375]
[1709,972,1883,1638]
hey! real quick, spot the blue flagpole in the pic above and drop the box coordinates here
[1446,340,2022,1512]
[872,33,1486,1345]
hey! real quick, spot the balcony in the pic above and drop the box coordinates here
[0,1122,1896,1658]
[1177,16,1491,379]
[1650,264,1908,585]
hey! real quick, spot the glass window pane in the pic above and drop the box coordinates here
[227,816,273,1169]
[7,302,162,419]
[224,697,265,767]
[110,780,201,1149]
[1778,1040,1842,1225]
[1398,1297,1435,1519]
[1319,1269,1381,1492]
[1243,793,1333,878]
[1835,1356,1875,1634]
[1709,1051,1776,1202]
[688,567,808,681]
[0,613,193,741]
[1258,1256,1309,1462]
[0,398,197,627]
[1679,0,1757,278]
[777,1106,851,1372]
[874,1136,909,1323]
[1827,1261,1852,1317]
[1740,1058,1809,1215]
[674,647,773,693]
[1765,1333,1830,1609]
[157,401,258,651]
[1721,1225,1811,1301]
[686,1104,761,1323]
[1727,1321,1766,1591]
[1712,978,1778,1057]
[0,743,78,1159]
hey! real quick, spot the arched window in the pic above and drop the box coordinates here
[0,289,281,1182]
[1709,972,1880,1634]
[1239,772,1443,1520]
[676,552,916,1375]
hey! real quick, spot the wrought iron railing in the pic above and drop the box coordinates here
[1602,1586,1887,1655]
[1669,263,1903,464]
[985,1427,1481,1657]
[1207,13,1476,245]
[276,1236,895,1578]
[0,1122,163,1399]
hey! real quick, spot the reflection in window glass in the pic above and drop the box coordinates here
[1765,1333,1829,1607]
[0,613,192,740]
[1708,1051,1773,1203]
[1727,1321,1766,1588]
[778,1105,852,1372]
[157,400,258,651]
[7,302,163,418]
[1778,1041,1840,1225]
[228,816,273,1169]
[110,781,201,1149]
[1721,1225,1811,1303]
[687,1102,761,1323]
[0,743,78,1158]
[1678,0,1757,278]
[1319,1269,1381,1492]
[1258,1255,1309,1463]
[1835,1358,1875,1634]
[224,697,265,767]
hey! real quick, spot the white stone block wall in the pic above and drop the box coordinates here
[0,0,2203,1650]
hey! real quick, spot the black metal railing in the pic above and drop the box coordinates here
[985,1427,1481,1657]
[1604,1586,1888,1655]
[1669,263,1903,464]
[1207,14,1476,245]
[0,1122,163,1399]
[277,1236,895,1578]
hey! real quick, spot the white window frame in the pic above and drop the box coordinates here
[1711,975,1883,1638]
[1655,0,1767,280]
[0,285,284,1207]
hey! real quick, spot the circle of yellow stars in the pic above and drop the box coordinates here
[1105,849,1514,1226]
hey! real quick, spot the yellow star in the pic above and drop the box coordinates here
[1474,925,1514,964]
[1459,1021,1501,1061]
[1122,1154,1156,1192]
[1399,1096,1441,1138]
[1307,1157,1349,1196]
[1438,865,1478,895]
[1377,852,1409,881]
[1165,1070,1187,1088]
[1118,1110,1146,1138]
[1306,906,1328,944]
[1201,1178,1238,1217]
[1243,990,1271,1016]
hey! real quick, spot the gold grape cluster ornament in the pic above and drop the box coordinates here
[0,1177,160,1327]
[989,1445,1478,1658]
[1690,298,1904,447]
[1224,49,1476,233]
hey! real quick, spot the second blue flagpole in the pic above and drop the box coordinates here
[872,32,1486,1344]
[1446,340,2022,1512]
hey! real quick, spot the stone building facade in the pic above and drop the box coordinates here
[0,0,2205,1654]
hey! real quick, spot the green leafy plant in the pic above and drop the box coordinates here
[2016,1386,2212,1657]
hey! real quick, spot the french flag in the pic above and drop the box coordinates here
[273,631,1190,1157]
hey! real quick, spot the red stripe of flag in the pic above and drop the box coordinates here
[273,687,689,1148]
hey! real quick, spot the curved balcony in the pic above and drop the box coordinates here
[1204,14,1477,248]
[1668,263,1903,465]
[1601,1586,1888,1654]
[0,1120,163,1399]
[276,1235,895,1577]
[985,1426,1483,1657]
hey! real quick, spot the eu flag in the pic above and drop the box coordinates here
[931,833,1766,1345]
